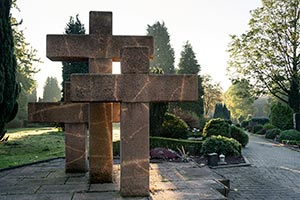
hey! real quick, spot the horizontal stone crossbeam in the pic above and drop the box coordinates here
[70,74,198,103]
[28,102,120,123]
[47,35,154,62]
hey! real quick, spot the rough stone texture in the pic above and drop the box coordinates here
[65,124,88,173]
[121,47,149,74]
[120,103,149,196]
[47,36,153,62]
[28,100,89,173]
[214,133,300,199]
[0,158,227,200]
[70,74,198,103]
[28,103,88,123]
[89,103,113,183]
[69,46,198,196]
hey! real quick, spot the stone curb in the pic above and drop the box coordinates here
[0,157,65,172]
[209,155,251,169]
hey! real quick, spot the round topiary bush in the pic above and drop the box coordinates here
[241,120,250,128]
[159,113,189,139]
[279,129,300,142]
[265,128,281,139]
[263,123,276,131]
[230,125,249,147]
[201,135,241,156]
[202,118,231,138]
[252,124,264,134]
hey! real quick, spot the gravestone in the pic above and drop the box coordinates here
[45,11,153,183]
[70,46,198,196]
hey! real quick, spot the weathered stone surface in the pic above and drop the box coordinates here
[121,47,149,74]
[47,35,153,62]
[120,103,149,196]
[112,103,120,123]
[89,103,113,183]
[89,11,112,35]
[28,102,88,123]
[65,124,88,173]
[70,74,198,103]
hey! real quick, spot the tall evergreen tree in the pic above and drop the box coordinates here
[213,103,231,120]
[178,41,200,74]
[62,15,88,100]
[43,77,61,102]
[147,21,175,74]
[0,0,20,138]
[176,41,204,117]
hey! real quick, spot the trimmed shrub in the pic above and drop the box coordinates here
[252,124,264,134]
[241,120,250,128]
[202,118,231,138]
[270,102,293,130]
[230,125,249,147]
[150,137,202,155]
[157,113,189,139]
[263,123,276,130]
[201,135,241,156]
[113,137,203,156]
[279,129,300,142]
[172,109,200,128]
[250,117,270,126]
[265,128,281,139]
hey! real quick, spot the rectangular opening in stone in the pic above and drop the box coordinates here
[113,62,121,74]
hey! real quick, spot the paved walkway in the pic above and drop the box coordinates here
[0,159,227,200]
[214,133,300,200]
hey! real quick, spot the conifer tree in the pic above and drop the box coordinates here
[43,77,61,102]
[62,15,88,100]
[147,21,175,74]
[176,41,204,117]
[0,0,20,138]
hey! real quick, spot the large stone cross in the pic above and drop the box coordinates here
[29,12,153,183]
[70,47,198,196]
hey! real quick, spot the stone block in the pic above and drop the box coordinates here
[120,103,149,196]
[89,103,113,183]
[121,47,149,74]
[65,123,87,173]
[47,35,153,62]
[28,102,88,123]
[70,74,198,103]
[89,11,112,35]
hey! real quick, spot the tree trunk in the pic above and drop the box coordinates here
[288,76,300,113]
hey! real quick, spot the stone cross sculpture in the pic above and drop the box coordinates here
[29,12,153,183]
[70,46,198,196]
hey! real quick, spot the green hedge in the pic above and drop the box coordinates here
[113,137,203,156]
[265,128,281,139]
[201,135,241,156]
[202,118,231,138]
[230,125,249,147]
[279,129,300,142]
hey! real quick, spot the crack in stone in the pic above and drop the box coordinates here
[132,76,151,101]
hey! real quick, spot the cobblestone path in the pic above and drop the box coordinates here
[213,134,300,200]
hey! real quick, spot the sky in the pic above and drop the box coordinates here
[13,0,262,98]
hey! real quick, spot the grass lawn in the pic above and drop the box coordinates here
[0,127,65,169]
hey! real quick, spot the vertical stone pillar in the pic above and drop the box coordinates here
[120,103,149,196]
[89,102,113,183]
[120,47,150,196]
[88,11,114,183]
[65,123,88,172]
[64,82,87,173]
